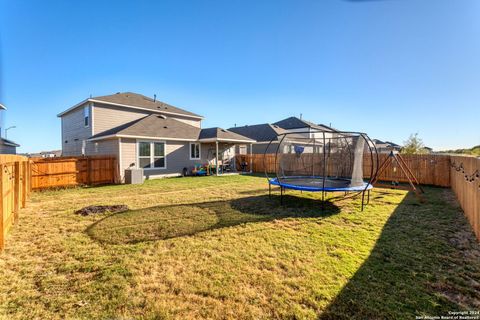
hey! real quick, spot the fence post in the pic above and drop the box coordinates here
[86,158,91,185]
[14,162,20,223]
[21,161,27,208]
[110,157,115,184]
[0,165,4,251]
[28,160,32,194]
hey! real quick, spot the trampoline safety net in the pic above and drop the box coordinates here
[271,130,375,191]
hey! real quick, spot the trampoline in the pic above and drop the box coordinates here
[264,130,378,210]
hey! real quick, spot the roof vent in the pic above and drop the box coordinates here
[116,92,120,94]
[163,126,168,129]
[221,129,227,132]
[157,114,167,119]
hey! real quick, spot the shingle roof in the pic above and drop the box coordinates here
[0,137,20,147]
[385,141,401,148]
[373,139,401,148]
[89,115,254,142]
[273,116,335,131]
[92,92,202,118]
[90,114,201,140]
[199,127,255,142]
[58,92,203,118]
[228,123,287,142]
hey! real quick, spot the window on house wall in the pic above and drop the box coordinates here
[153,142,165,168]
[138,142,151,168]
[84,105,90,127]
[239,145,247,155]
[190,142,200,160]
[138,141,166,169]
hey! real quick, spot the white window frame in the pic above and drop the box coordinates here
[137,140,167,170]
[83,105,90,127]
[238,145,247,155]
[189,142,201,160]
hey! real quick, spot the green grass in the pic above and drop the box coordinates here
[0,175,478,319]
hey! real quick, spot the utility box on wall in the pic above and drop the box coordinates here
[125,168,144,184]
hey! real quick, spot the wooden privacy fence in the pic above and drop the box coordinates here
[363,153,451,187]
[237,153,451,187]
[30,156,118,190]
[0,155,31,250]
[450,156,480,240]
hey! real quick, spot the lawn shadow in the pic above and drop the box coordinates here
[86,194,340,245]
[318,189,480,319]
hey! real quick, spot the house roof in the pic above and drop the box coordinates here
[58,92,203,119]
[273,116,336,132]
[385,141,402,148]
[0,137,20,147]
[90,114,201,141]
[89,115,254,143]
[373,139,402,150]
[228,123,288,142]
[199,127,255,143]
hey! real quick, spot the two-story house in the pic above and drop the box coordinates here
[58,92,255,180]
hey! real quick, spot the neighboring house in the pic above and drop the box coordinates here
[273,116,336,137]
[0,103,20,154]
[229,117,338,154]
[27,150,62,158]
[421,146,433,154]
[58,92,255,180]
[0,138,20,154]
[228,123,289,154]
[372,139,402,153]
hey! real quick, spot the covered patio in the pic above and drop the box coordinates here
[198,128,255,175]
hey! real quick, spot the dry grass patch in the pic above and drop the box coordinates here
[0,175,478,319]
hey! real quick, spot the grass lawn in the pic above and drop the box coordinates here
[0,175,479,319]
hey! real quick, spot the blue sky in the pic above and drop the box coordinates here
[0,0,479,153]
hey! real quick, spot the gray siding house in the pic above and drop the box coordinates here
[58,92,255,180]
[0,138,20,154]
[229,117,337,155]
[372,139,402,153]
[0,103,20,154]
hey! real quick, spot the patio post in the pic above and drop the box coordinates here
[249,143,253,173]
[215,141,219,176]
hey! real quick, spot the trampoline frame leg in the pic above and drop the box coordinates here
[268,183,271,199]
[280,186,284,205]
[361,191,366,211]
[367,190,371,205]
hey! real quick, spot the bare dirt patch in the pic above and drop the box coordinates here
[74,205,129,216]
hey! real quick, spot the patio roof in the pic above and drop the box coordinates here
[198,127,256,143]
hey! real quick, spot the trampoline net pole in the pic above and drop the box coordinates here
[351,136,365,187]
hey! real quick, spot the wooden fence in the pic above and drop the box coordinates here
[236,153,451,186]
[30,156,118,190]
[450,156,480,240]
[0,155,31,250]
[364,153,451,187]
